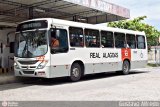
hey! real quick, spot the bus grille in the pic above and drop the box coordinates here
[23,71,34,74]
[21,66,36,69]
[18,60,38,65]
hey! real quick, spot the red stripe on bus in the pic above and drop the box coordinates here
[121,48,131,61]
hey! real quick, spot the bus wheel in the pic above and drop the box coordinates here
[122,60,130,75]
[70,63,82,82]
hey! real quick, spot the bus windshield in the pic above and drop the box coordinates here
[15,30,48,58]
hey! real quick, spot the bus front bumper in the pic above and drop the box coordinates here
[14,66,51,78]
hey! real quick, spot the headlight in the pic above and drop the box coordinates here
[14,63,19,69]
[37,61,48,69]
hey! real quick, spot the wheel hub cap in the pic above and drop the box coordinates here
[72,68,79,77]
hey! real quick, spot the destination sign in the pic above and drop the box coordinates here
[16,20,48,32]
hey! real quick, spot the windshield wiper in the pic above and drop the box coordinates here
[20,31,29,57]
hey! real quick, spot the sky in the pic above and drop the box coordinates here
[107,0,160,30]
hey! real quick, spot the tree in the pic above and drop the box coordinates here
[107,16,160,46]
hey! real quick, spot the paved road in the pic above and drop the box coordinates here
[0,67,160,101]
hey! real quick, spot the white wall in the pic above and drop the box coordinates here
[148,48,160,64]
[0,29,15,68]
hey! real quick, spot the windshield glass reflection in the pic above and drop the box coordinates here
[15,30,48,58]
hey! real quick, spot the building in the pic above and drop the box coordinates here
[0,0,130,27]
[0,0,130,74]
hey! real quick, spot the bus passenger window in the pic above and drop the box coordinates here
[50,29,68,54]
[137,35,146,49]
[101,31,114,48]
[114,32,125,48]
[126,34,136,49]
[69,27,84,47]
[85,29,100,47]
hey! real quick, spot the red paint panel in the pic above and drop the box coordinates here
[121,48,131,61]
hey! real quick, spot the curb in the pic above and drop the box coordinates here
[0,67,18,85]
[0,76,17,85]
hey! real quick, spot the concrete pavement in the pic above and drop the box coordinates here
[0,67,160,101]
[0,72,17,85]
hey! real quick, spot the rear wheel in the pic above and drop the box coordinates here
[70,63,82,82]
[121,60,130,75]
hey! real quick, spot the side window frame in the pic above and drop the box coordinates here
[114,32,126,48]
[126,34,136,49]
[101,31,114,48]
[69,27,84,47]
[136,35,146,49]
[50,28,69,54]
[85,29,100,48]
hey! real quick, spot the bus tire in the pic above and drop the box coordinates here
[70,63,82,82]
[121,60,130,75]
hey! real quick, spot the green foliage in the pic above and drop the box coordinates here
[108,16,160,46]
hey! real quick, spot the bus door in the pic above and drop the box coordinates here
[134,35,147,68]
[126,34,146,69]
[126,34,137,69]
[50,28,69,77]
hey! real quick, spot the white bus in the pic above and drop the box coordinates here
[14,18,148,81]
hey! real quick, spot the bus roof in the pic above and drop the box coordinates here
[19,18,145,36]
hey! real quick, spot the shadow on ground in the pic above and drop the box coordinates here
[0,70,149,91]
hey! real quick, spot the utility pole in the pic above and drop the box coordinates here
[155,46,157,66]
[155,37,160,66]
[158,35,160,65]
